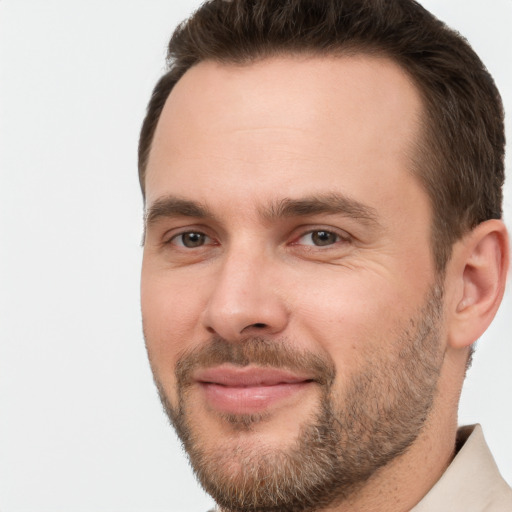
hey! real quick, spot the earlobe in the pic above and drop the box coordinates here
[447,219,509,349]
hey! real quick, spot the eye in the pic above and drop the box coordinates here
[171,231,211,248]
[297,230,343,247]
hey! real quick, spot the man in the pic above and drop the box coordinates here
[138,0,511,510]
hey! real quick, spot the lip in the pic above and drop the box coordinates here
[194,365,315,415]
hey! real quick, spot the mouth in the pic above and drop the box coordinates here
[193,365,316,415]
[194,365,315,414]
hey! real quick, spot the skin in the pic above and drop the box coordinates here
[141,55,508,511]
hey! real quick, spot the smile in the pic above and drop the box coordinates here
[194,365,316,415]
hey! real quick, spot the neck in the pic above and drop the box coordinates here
[326,413,457,512]
[315,349,465,512]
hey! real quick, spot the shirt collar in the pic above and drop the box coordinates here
[411,424,512,511]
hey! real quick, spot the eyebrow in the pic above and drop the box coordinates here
[144,192,381,230]
[262,193,381,227]
[145,196,215,226]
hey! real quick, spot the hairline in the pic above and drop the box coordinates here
[141,47,433,190]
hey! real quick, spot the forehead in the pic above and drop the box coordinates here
[145,55,425,216]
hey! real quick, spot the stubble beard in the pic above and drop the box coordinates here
[149,284,445,512]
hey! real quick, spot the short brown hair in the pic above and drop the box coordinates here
[138,0,505,271]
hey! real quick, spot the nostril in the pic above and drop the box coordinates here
[252,323,267,329]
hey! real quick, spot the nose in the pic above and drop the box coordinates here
[202,247,289,341]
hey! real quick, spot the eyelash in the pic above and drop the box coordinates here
[292,229,350,248]
[166,228,351,250]
[167,231,215,248]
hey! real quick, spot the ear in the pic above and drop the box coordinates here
[446,219,509,349]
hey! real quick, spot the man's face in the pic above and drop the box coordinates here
[141,56,446,511]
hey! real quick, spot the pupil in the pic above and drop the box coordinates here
[183,233,204,247]
[312,231,335,246]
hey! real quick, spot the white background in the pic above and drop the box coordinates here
[0,1,511,511]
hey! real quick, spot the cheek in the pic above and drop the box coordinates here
[290,269,419,373]
[141,268,208,383]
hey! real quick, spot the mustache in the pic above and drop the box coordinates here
[175,336,336,388]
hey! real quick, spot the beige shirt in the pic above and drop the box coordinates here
[412,424,512,511]
[209,425,512,512]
